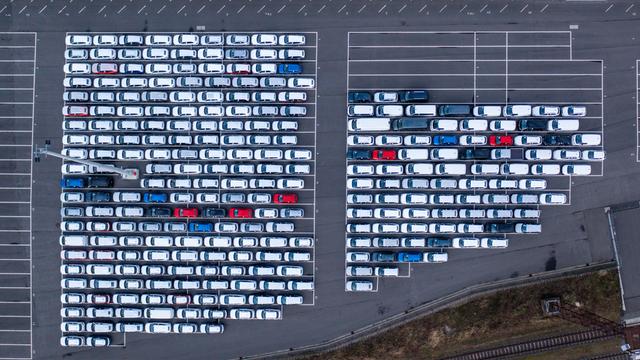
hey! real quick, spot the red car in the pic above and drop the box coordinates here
[488,135,513,146]
[372,149,397,160]
[229,208,253,218]
[173,208,199,218]
[273,193,298,204]
[91,63,118,74]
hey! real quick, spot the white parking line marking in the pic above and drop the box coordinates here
[540,4,549,12]
[17,6,26,14]
[137,5,146,14]
[358,4,366,13]
[298,4,306,13]
[257,4,265,13]
[78,5,85,14]
[97,5,105,14]
[317,4,326,13]
[117,5,126,14]
[157,5,166,14]
[500,4,509,13]
[439,4,447,13]
[605,3,614,12]
[237,4,245,14]
[37,5,47,14]
[197,5,206,14]
[378,4,386,13]
[217,4,225,13]
[459,4,467,13]
[338,4,347,13]
[479,4,488,12]
[520,4,529,13]
[626,4,634,13]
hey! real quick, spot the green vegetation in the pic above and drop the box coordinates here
[302,270,621,360]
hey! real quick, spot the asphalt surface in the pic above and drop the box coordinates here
[1,0,640,359]
[0,32,35,359]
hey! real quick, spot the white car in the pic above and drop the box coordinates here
[489,120,516,131]
[459,119,488,131]
[532,105,560,116]
[252,34,278,45]
[514,135,542,146]
[503,104,532,117]
[531,164,561,175]
[562,164,591,175]
[562,105,586,117]
[553,150,581,160]
[66,35,92,46]
[459,135,487,145]
[571,134,601,146]
[525,149,552,160]
[473,105,501,117]
[539,193,567,205]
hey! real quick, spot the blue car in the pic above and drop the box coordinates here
[60,178,85,188]
[433,135,458,146]
[396,252,422,262]
[143,193,168,203]
[189,222,213,232]
[277,63,302,74]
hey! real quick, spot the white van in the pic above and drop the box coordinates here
[547,119,579,131]
[375,267,400,276]
[398,149,429,160]
[175,236,203,247]
[405,163,434,175]
[435,163,466,175]
[348,118,391,132]
[144,308,175,319]
[59,235,88,246]
[405,105,437,116]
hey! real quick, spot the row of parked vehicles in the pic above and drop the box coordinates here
[62,104,309,117]
[64,76,315,89]
[64,90,308,103]
[66,33,308,47]
[346,223,541,234]
[64,62,304,75]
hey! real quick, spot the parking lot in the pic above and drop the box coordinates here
[0,32,35,360]
[345,31,604,291]
[59,32,317,345]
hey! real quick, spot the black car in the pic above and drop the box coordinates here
[391,117,430,130]
[204,208,226,218]
[87,176,114,188]
[86,192,111,202]
[348,91,372,103]
[372,252,396,262]
[427,238,453,248]
[518,119,547,131]
[399,90,429,103]
[460,148,492,160]
[347,149,372,160]
[487,223,516,233]
[149,207,171,218]
[438,104,471,116]
[543,134,572,146]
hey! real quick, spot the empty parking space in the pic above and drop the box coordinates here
[0,32,34,359]
[59,32,317,346]
[344,31,604,292]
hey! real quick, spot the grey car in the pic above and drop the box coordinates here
[221,193,246,203]
[240,223,265,232]
[225,49,249,59]
[280,208,304,218]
